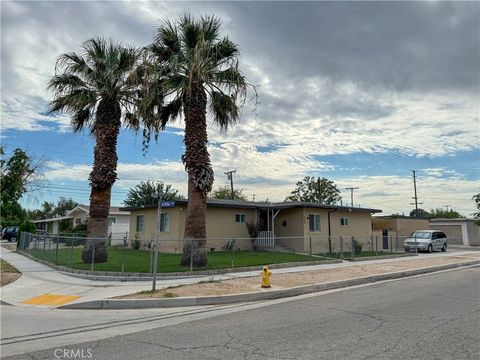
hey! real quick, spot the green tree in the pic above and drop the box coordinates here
[472,193,480,225]
[409,208,431,218]
[142,14,249,266]
[123,181,184,207]
[210,186,248,201]
[286,176,342,205]
[47,37,143,263]
[1,147,42,226]
[472,193,480,216]
[28,197,79,220]
[429,208,464,219]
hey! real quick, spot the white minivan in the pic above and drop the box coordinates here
[403,230,448,253]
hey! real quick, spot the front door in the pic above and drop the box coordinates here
[382,230,389,249]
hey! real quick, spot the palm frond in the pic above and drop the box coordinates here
[200,15,221,43]
[209,90,240,131]
[47,89,97,115]
[47,74,88,95]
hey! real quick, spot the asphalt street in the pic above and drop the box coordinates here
[2,266,479,360]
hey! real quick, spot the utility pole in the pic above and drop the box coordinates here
[443,204,451,212]
[224,170,236,200]
[252,194,256,202]
[411,170,420,217]
[345,187,359,207]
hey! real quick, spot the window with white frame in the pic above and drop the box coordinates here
[340,217,349,226]
[235,214,246,223]
[308,214,321,232]
[160,213,170,232]
[136,215,144,232]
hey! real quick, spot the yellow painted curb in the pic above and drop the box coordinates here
[22,294,80,306]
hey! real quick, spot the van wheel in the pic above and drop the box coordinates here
[442,243,447,252]
[428,244,433,253]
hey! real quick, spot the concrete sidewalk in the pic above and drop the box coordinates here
[1,245,479,309]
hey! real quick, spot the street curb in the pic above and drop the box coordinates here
[59,260,480,310]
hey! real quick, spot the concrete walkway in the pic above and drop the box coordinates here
[1,244,478,308]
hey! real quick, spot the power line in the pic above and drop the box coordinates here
[224,170,236,200]
[411,170,420,217]
[344,187,359,207]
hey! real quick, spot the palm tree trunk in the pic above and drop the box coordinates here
[180,83,213,267]
[82,98,121,264]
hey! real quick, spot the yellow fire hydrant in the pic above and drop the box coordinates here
[261,266,272,288]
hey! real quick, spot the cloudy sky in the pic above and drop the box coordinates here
[1,1,479,215]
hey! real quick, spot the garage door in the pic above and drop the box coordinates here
[431,225,463,245]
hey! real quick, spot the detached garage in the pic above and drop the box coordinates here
[429,219,480,246]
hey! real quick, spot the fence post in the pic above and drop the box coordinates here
[152,236,159,291]
[69,238,74,269]
[351,236,355,259]
[189,239,194,271]
[309,236,312,257]
[55,237,59,265]
[231,237,235,268]
[414,234,418,255]
[340,236,344,259]
[149,240,153,274]
[121,233,127,275]
[91,238,95,273]
[375,235,378,256]
[43,236,46,253]
[390,236,393,254]
[394,235,398,258]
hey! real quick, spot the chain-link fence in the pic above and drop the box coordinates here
[17,233,332,275]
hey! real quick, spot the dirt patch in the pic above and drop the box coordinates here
[0,258,21,287]
[1,272,21,287]
[119,254,480,299]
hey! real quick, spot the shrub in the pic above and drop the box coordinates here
[352,238,363,255]
[132,239,141,250]
[18,220,36,249]
[19,220,36,234]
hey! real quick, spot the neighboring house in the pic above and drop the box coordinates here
[429,218,480,246]
[33,205,130,243]
[122,199,382,253]
[372,215,430,250]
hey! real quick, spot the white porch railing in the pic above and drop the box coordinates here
[255,231,274,246]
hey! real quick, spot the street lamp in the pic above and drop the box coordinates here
[151,182,163,291]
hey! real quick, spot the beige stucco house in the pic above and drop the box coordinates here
[429,218,480,246]
[122,199,382,253]
[372,215,430,249]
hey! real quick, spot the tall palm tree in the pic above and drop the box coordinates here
[142,14,248,266]
[48,37,142,263]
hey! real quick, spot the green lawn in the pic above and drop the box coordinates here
[0,259,19,273]
[323,251,400,259]
[26,247,325,273]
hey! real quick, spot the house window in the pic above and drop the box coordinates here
[340,217,349,226]
[108,217,116,226]
[235,214,246,223]
[309,214,321,232]
[160,213,170,232]
[136,215,144,232]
